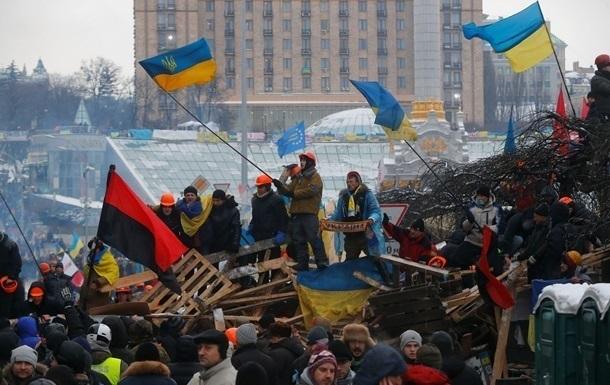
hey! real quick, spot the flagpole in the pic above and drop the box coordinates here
[0,190,44,277]
[535,1,576,116]
[162,90,272,179]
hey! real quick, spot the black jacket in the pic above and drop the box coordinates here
[154,206,185,241]
[0,232,21,279]
[537,203,578,280]
[250,191,289,241]
[441,356,483,385]
[267,338,304,385]
[44,273,72,309]
[521,221,551,282]
[231,344,278,385]
[168,362,203,385]
[590,70,610,115]
[102,316,134,364]
[207,196,241,253]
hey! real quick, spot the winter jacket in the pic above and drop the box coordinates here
[43,273,72,310]
[168,362,204,385]
[382,223,435,262]
[277,167,323,215]
[205,196,241,254]
[250,191,289,241]
[22,282,61,317]
[186,358,237,385]
[441,357,483,385]
[332,185,385,257]
[0,233,21,280]
[231,344,278,385]
[2,362,47,385]
[462,194,504,247]
[102,316,134,365]
[590,70,610,115]
[90,344,129,382]
[118,361,177,385]
[176,199,202,219]
[337,369,355,385]
[290,352,310,384]
[15,316,40,349]
[267,338,305,385]
[298,369,315,385]
[153,206,184,239]
[403,365,450,385]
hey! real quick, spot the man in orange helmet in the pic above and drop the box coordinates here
[151,192,185,242]
[247,174,289,281]
[0,231,24,318]
[273,151,328,271]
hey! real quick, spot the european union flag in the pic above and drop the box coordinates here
[276,121,305,158]
[139,39,216,92]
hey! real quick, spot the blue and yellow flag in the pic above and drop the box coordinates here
[89,245,120,286]
[296,257,391,327]
[68,233,84,258]
[139,39,216,92]
[350,80,417,141]
[463,2,553,73]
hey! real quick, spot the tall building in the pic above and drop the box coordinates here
[134,0,484,131]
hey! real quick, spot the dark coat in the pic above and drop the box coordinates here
[441,357,483,385]
[206,196,241,254]
[102,316,134,364]
[267,338,305,385]
[231,344,278,385]
[43,272,72,309]
[0,233,21,279]
[22,281,61,317]
[521,221,551,281]
[168,362,204,385]
[536,203,578,280]
[153,206,186,242]
[250,191,289,241]
[590,70,610,115]
[117,361,177,385]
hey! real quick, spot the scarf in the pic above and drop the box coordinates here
[347,186,362,217]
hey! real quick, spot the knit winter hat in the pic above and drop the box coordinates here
[212,189,226,200]
[55,341,92,374]
[26,379,56,385]
[236,361,268,385]
[399,329,422,351]
[353,345,406,385]
[429,331,454,358]
[46,365,77,385]
[236,323,258,346]
[11,345,37,366]
[268,322,292,339]
[410,218,425,232]
[183,185,198,196]
[307,326,329,345]
[328,340,352,362]
[475,185,491,198]
[307,349,337,379]
[135,341,160,362]
[416,344,443,370]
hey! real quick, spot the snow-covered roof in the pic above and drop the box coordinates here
[307,108,387,138]
[533,283,590,315]
[580,284,610,320]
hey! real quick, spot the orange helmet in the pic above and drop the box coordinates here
[225,327,238,345]
[559,196,574,206]
[0,276,17,294]
[39,263,51,274]
[428,256,447,268]
[160,192,176,207]
[255,174,273,186]
[299,151,316,165]
[30,286,44,298]
[116,287,131,294]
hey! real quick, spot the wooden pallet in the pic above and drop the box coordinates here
[139,249,238,315]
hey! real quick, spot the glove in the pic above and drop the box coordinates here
[382,213,390,225]
[60,287,73,307]
[273,231,286,245]
[465,210,475,224]
[272,179,283,189]
[527,255,536,265]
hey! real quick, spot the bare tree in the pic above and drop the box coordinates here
[79,57,121,98]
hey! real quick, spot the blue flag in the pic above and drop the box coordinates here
[276,121,305,158]
[504,107,517,155]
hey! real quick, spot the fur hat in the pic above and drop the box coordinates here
[341,324,375,348]
[135,341,160,362]
[416,344,443,369]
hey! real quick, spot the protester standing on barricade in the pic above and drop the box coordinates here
[0,231,25,318]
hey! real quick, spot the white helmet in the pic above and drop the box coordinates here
[87,323,112,347]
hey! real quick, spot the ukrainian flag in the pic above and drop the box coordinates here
[68,233,84,258]
[463,2,553,73]
[350,80,417,141]
[88,245,120,286]
[139,39,216,92]
[296,257,391,328]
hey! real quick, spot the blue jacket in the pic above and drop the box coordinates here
[331,185,385,256]
[176,198,202,219]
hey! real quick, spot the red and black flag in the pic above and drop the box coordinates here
[96,166,187,272]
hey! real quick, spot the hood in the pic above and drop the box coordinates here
[299,368,316,385]
[56,340,92,374]
[0,331,19,362]
[27,281,46,298]
[274,337,305,357]
[122,361,170,378]
[353,345,406,385]
[16,316,39,340]
[550,202,570,227]
[102,316,129,349]
[403,365,449,385]
[429,331,453,358]
[441,357,466,380]
[595,69,610,80]
[46,331,69,355]
[222,195,238,209]
[302,166,317,178]
[175,336,199,362]
[471,193,496,207]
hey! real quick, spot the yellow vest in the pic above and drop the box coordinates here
[92,357,122,385]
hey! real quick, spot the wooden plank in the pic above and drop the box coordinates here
[370,285,439,306]
[380,255,450,277]
[99,270,158,293]
[379,308,446,327]
[491,294,514,384]
[229,279,291,298]
[205,239,276,264]
[222,296,299,314]
[217,292,297,307]
[373,298,443,315]
[353,271,393,291]
[89,302,150,316]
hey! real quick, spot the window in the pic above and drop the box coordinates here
[246,58,253,70]
[283,58,292,70]
[246,20,253,31]
[378,76,387,87]
[377,0,387,11]
[358,39,367,50]
[397,0,406,11]
[341,77,350,91]
[158,31,176,51]
[359,19,368,31]
[378,18,387,31]
[358,0,367,12]
[207,19,215,31]
[265,58,273,72]
[397,57,406,69]
[225,0,234,13]
[283,39,292,50]
[339,38,348,51]
[321,38,330,49]
[282,0,291,12]
[264,36,273,50]
[302,0,311,12]
[302,37,311,49]
[340,18,349,31]
[265,77,273,91]
[226,77,235,89]
[320,0,329,11]
[264,18,273,30]
[397,19,406,31]
[283,19,292,32]
[451,12,461,24]
[158,13,176,29]
[283,77,292,91]
[205,0,214,12]
[207,38,215,52]
[321,58,329,70]
[398,76,407,89]
[378,56,387,68]
[246,0,253,12]
[339,0,348,11]
[226,57,235,72]
[359,58,368,69]
[303,76,311,89]
[397,38,406,50]
[321,77,330,90]
[225,38,235,50]
[247,77,254,89]
[320,19,329,31]
[378,38,387,49]
[340,56,349,69]
[303,57,311,68]
[245,39,253,49]
[225,18,235,31]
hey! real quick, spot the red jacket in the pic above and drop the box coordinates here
[403,365,450,385]
[383,223,435,262]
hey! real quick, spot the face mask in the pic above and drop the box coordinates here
[475,198,487,207]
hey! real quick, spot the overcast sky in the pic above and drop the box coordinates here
[0,0,606,76]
